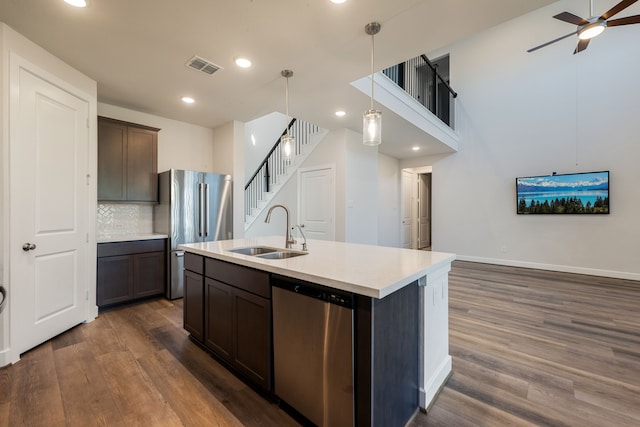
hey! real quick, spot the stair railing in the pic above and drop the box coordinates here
[244,118,320,219]
[383,54,457,128]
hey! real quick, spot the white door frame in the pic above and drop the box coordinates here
[297,164,336,241]
[401,170,418,249]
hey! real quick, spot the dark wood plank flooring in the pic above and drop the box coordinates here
[1,261,638,426]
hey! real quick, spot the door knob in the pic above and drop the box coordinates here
[22,243,36,251]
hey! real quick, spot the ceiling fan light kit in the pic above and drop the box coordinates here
[578,20,606,39]
[528,0,640,54]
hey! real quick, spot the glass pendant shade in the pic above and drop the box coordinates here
[282,134,294,159]
[363,109,382,146]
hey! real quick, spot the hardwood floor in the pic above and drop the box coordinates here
[411,261,640,427]
[1,261,638,426]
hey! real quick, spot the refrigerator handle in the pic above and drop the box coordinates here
[204,183,210,237]
[198,183,205,237]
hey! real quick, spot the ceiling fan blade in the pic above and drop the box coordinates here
[527,31,577,53]
[600,0,639,19]
[573,38,590,54]
[553,11,590,25]
[606,14,640,26]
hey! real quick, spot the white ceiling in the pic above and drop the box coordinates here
[0,0,556,159]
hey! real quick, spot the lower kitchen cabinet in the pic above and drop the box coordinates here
[184,269,204,342]
[204,278,233,361]
[97,239,167,308]
[232,286,271,388]
[183,255,272,391]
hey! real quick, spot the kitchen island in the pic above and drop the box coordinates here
[180,236,455,427]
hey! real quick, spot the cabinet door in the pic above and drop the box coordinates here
[127,126,157,202]
[97,119,127,200]
[233,287,272,390]
[184,270,204,342]
[133,251,165,298]
[97,255,133,306]
[204,278,233,362]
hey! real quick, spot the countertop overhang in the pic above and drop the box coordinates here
[180,236,455,299]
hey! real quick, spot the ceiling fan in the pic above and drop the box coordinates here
[528,0,640,54]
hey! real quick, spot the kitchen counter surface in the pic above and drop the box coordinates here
[97,233,168,244]
[180,236,455,299]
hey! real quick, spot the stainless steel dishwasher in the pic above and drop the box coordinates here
[272,275,354,427]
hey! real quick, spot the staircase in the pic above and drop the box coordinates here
[244,118,326,230]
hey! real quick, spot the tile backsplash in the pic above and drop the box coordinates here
[97,203,153,237]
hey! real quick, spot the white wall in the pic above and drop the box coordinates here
[244,112,288,180]
[378,154,401,247]
[210,120,244,238]
[425,0,640,280]
[98,103,215,173]
[344,129,379,245]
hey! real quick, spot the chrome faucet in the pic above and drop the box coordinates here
[265,204,296,249]
[294,224,308,251]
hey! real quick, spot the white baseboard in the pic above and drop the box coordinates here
[420,355,452,411]
[457,255,640,282]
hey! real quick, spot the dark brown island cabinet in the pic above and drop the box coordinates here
[183,252,272,391]
[98,116,159,202]
[97,239,167,308]
[183,252,421,427]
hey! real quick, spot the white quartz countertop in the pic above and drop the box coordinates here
[179,236,455,299]
[97,233,168,243]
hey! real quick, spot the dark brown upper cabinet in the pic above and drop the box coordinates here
[98,116,159,202]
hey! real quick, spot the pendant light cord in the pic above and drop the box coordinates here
[285,76,289,125]
[370,32,375,110]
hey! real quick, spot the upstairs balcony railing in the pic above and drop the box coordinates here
[244,118,320,219]
[383,54,457,129]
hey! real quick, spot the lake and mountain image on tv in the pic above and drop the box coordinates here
[516,171,609,214]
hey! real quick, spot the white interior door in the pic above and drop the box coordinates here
[401,171,416,249]
[418,174,431,249]
[10,60,90,356]
[298,166,335,241]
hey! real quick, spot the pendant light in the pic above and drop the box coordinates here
[363,22,381,146]
[281,69,294,161]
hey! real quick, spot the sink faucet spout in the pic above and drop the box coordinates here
[264,204,296,249]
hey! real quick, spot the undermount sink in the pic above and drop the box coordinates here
[227,246,308,260]
[228,246,278,256]
[256,251,307,260]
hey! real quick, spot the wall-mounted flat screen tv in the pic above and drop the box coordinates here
[516,171,609,214]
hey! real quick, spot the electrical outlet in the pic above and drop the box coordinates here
[500,245,507,253]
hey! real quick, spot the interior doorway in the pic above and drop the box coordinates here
[401,166,432,251]
[418,173,431,249]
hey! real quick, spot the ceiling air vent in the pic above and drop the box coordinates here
[185,55,222,75]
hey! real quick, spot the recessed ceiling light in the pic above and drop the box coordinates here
[181,97,195,104]
[412,146,420,151]
[330,0,347,4]
[335,111,346,117]
[64,0,86,7]
[234,57,252,68]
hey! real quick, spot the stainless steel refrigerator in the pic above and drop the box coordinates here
[154,169,233,299]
